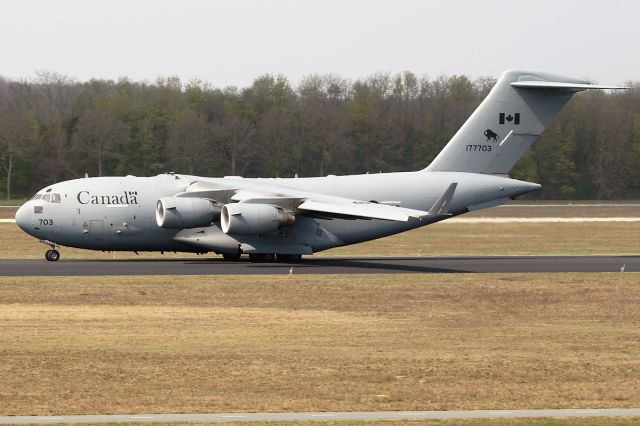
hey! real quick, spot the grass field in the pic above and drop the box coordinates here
[0,199,25,208]
[327,221,640,256]
[465,203,640,218]
[16,420,640,426]
[143,421,640,426]
[2,203,640,422]
[1,273,639,416]
[0,207,19,219]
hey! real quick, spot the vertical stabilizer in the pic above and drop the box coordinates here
[424,70,623,174]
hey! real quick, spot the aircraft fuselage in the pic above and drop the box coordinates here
[15,171,538,256]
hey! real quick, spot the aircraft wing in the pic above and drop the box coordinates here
[296,182,456,221]
[228,187,431,221]
[174,180,238,202]
[175,178,456,222]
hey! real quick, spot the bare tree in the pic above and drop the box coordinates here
[72,108,130,176]
[257,106,299,177]
[31,71,78,182]
[166,108,210,175]
[297,74,350,175]
[215,115,255,176]
[0,109,37,199]
[0,80,38,199]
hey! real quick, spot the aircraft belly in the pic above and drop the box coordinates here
[173,224,240,254]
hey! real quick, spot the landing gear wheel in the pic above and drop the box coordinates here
[222,251,242,261]
[276,254,302,263]
[45,249,60,262]
[249,253,276,263]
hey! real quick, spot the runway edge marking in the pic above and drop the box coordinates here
[2,408,640,424]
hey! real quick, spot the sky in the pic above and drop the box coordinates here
[1,0,638,87]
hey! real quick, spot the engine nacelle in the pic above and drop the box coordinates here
[156,197,219,229]
[221,203,295,235]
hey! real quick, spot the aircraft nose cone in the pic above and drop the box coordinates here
[15,203,30,232]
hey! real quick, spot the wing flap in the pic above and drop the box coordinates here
[511,81,627,90]
[298,200,427,222]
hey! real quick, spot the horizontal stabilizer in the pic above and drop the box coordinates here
[428,183,457,216]
[511,81,628,91]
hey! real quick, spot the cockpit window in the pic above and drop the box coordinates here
[40,193,61,203]
[30,193,43,200]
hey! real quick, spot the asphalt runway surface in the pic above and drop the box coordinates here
[0,255,637,275]
[1,408,640,424]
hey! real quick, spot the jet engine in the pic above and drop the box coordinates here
[156,197,219,229]
[221,203,295,235]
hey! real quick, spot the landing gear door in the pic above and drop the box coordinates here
[89,220,104,242]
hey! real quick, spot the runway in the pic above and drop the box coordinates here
[0,255,637,275]
[1,408,639,424]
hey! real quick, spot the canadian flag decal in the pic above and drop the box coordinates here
[499,113,520,125]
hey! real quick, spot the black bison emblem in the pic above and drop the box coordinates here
[484,129,499,142]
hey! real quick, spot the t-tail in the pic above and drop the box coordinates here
[424,70,625,175]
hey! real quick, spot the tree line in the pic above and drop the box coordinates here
[1,71,639,200]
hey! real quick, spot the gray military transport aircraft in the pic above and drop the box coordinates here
[15,70,623,262]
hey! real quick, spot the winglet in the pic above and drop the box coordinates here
[428,183,457,216]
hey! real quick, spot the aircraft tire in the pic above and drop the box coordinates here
[248,253,276,263]
[222,251,242,261]
[276,254,302,263]
[45,249,60,262]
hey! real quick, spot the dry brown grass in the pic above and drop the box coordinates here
[328,221,640,256]
[0,209,17,219]
[1,273,639,415]
[466,204,640,218]
[177,420,640,426]
[35,419,640,426]
[2,220,640,259]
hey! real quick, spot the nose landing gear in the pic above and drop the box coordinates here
[40,240,61,262]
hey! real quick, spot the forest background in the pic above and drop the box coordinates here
[1,71,639,200]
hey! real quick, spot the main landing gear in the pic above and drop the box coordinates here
[221,246,302,263]
[248,253,302,263]
[40,240,61,262]
[276,254,302,263]
[45,249,60,262]
[222,251,242,261]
